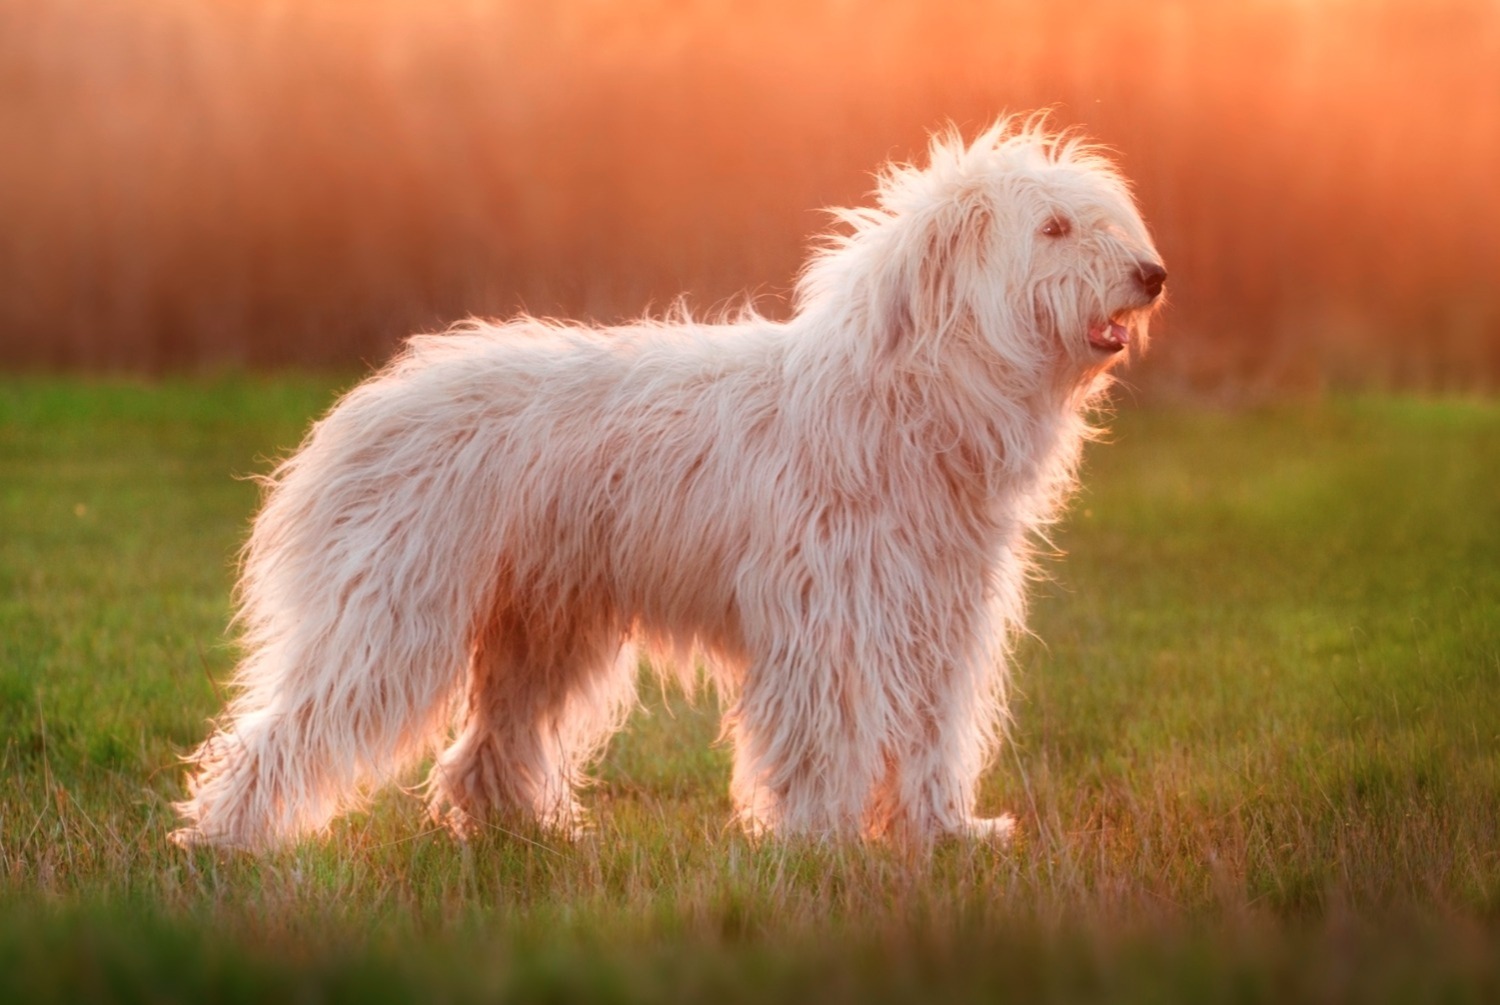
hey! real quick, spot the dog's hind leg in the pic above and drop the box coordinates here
[426,604,635,839]
[170,616,465,852]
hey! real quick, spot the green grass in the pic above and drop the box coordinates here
[2,377,1498,1002]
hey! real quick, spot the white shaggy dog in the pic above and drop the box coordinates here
[171,117,1165,851]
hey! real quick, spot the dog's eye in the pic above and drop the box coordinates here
[1040,216,1071,238]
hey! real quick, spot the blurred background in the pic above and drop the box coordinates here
[1,0,1496,395]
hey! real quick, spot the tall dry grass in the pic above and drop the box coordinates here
[1,0,1497,391]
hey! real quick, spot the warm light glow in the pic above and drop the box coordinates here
[1,0,1496,389]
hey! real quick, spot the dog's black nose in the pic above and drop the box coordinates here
[1136,262,1167,300]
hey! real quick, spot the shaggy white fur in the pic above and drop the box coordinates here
[171,116,1165,851]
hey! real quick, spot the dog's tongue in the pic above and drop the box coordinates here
[1087,321,1130,352]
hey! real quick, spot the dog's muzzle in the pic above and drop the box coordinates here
[1086,261,1167,354]
[1136,261,1167,301]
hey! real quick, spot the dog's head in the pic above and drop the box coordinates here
[802,116,1166,394]
[994,125,1166,374]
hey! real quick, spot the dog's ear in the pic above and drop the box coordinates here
[870,201,992,361]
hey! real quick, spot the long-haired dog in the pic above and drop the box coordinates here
[171,116,1166,850]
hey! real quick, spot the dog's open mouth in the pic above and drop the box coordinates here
[1087,317,1131,353]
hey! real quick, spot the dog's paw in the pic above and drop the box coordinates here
[167,826,206,849]
[435,803,589,845]
[963,813,1017,844]
[435,805,481,842]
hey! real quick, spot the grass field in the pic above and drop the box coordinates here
[2,377,1498,1002]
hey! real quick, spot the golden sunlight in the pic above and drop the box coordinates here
[1,0,1495,389]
